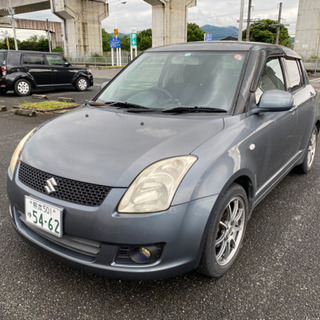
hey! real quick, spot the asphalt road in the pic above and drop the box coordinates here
[0,74,320,320]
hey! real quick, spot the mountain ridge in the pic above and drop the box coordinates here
[200,25,239,40]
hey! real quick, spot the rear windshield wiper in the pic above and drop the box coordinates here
[162,106,227,114]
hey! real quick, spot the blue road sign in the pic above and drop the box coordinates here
[205,33,214,41]
[110,38,121,49]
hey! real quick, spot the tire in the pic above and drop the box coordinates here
[198,183,248,278]
[75,77,89,91]
[299,126,318,174]
[14,79,31,96]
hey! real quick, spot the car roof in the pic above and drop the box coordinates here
[147,41,301,59]
[0,50,62,55]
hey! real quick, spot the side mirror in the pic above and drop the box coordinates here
[249,90,294,115]
[64,62,71,67]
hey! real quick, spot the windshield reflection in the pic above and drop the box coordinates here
[96,51,246,112]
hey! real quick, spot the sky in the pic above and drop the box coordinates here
[10,0,300,41]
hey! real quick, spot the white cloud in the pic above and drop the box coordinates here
[13,0,299,36]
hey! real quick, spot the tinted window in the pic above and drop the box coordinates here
[46,54,66,66]
[256,58,285,102]
[21,54,45,65]
[285,59,303,91]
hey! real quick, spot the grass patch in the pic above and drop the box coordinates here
[20,100,78,111]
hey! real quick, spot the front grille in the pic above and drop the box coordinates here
[19,161,111,207]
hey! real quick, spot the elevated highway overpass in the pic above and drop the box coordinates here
[0,0,196,57]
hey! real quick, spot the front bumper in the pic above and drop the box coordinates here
[7,165,217,280]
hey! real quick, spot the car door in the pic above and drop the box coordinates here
[283,58,316,154]
[45,54,75,86]
[251,56,298,195]
[21,53,52,86]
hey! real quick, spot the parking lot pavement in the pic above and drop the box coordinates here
[90,67,122,85]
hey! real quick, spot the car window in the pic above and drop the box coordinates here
[256,57,285,103]
[285,59,304,92]
[46,54,67,66]
[21,54,45,65]
[0,52,5,64]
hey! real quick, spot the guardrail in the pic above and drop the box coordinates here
[303,59,320,74]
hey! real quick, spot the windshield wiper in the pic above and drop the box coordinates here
[162,106,227,114]
[87,100,149,110]
[108,101,149,110]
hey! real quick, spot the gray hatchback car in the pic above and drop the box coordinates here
[7,42,319,280]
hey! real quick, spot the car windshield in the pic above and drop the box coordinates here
[96,51,246,112]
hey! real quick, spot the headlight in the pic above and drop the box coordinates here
[118,155,197,213]
[9,128,36,174]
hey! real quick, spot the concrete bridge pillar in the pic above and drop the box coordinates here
[144,0,196,48]
[51,0,108,57]
[294,0,320,58]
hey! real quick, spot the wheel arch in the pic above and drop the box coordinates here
[5,73,35,90]
[315,119,320,134]
[195,170,255,268]
[15,75,35,88]
[72,72,90,87]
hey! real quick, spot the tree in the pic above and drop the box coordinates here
[243,19,292,47]
[102,29,113,52]
[187,23,205,42]
[137,29,152,51]
[121,34,130,51]
[52,46,64,53]
[0,37,19,50]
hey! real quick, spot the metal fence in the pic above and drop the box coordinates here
[302,59,320,74]
[68,52,132,67]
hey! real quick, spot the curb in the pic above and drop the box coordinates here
[13,105,79,115]
[15,109,37,117]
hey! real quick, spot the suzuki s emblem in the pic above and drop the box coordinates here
[45,177,58,194]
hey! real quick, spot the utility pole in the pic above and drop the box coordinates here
[8,0,18,50]
[238,0,245,41]
[246,0,252,41]
[46,19,52,52]
[275,2,282,45]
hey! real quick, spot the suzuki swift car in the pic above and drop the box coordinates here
[7,42,319,280]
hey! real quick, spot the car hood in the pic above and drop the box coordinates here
[21,106,224,187]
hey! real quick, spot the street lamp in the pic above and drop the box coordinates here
[115,1,126,29]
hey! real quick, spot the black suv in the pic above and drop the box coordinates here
[0,50,93,96]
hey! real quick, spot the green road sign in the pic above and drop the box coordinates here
[131,33,137,47]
